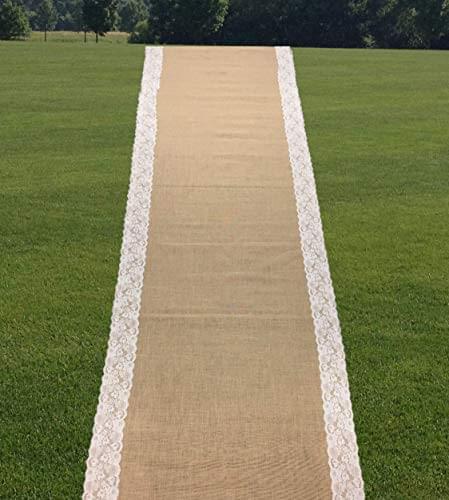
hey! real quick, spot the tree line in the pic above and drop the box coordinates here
[0,0,147,40]
[1,0,449,49]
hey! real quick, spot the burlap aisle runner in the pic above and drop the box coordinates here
[83,46,364,500]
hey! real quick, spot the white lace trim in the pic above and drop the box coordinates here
[275,46,364,499]
[82,46,163,500]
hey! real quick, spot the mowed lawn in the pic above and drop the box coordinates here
[0,41,144,498]
[1,40,448,498]
[294,48,449,498]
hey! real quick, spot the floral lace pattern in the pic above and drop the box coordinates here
[82,45,363,499]
[82,46,163,500]
[275,46,365,499]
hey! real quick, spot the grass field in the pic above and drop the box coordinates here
[0,40,144,498]
[294,48,449,498]
[1,37,448,498]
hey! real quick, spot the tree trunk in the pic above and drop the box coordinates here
[84,30,87,43]
[96,31,98,43]
[44,27,47,42]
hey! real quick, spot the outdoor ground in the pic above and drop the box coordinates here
[1,35,448,498]
[297,48,449,498]
[0,39,144,498]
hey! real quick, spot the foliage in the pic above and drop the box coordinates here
[128,17,148,41]
[4,0,449,48]
[145,0,229,43]
[124,0,449,47]
[35,0,58,38]
[363,0,449,48]
[64,0,84,31]
[82,0,118,40]
[220,0,364,47]
[218,0,449,48]
[117,0,147,32]
[0,0,31,39]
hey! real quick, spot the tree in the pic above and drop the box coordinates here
[36,0,58,41]
[220,0,364,47]
[361,0,442,48]
[0,0,31,39]
[71,0,86,31]
[117,0,147,32]
[413,0,449,48]
[147,0,229,43]
[83,0,118,42]
[128,17,148,42]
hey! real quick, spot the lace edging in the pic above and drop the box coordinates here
[82,46,163,500]
[275,46,365,500]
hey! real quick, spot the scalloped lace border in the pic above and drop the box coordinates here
[82,46,163,500]
[82,45,363,499]
[275,46,365,499]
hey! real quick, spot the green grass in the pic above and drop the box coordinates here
[0,41,144,498]
[294,48,449,498]
[1,41,448,498]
